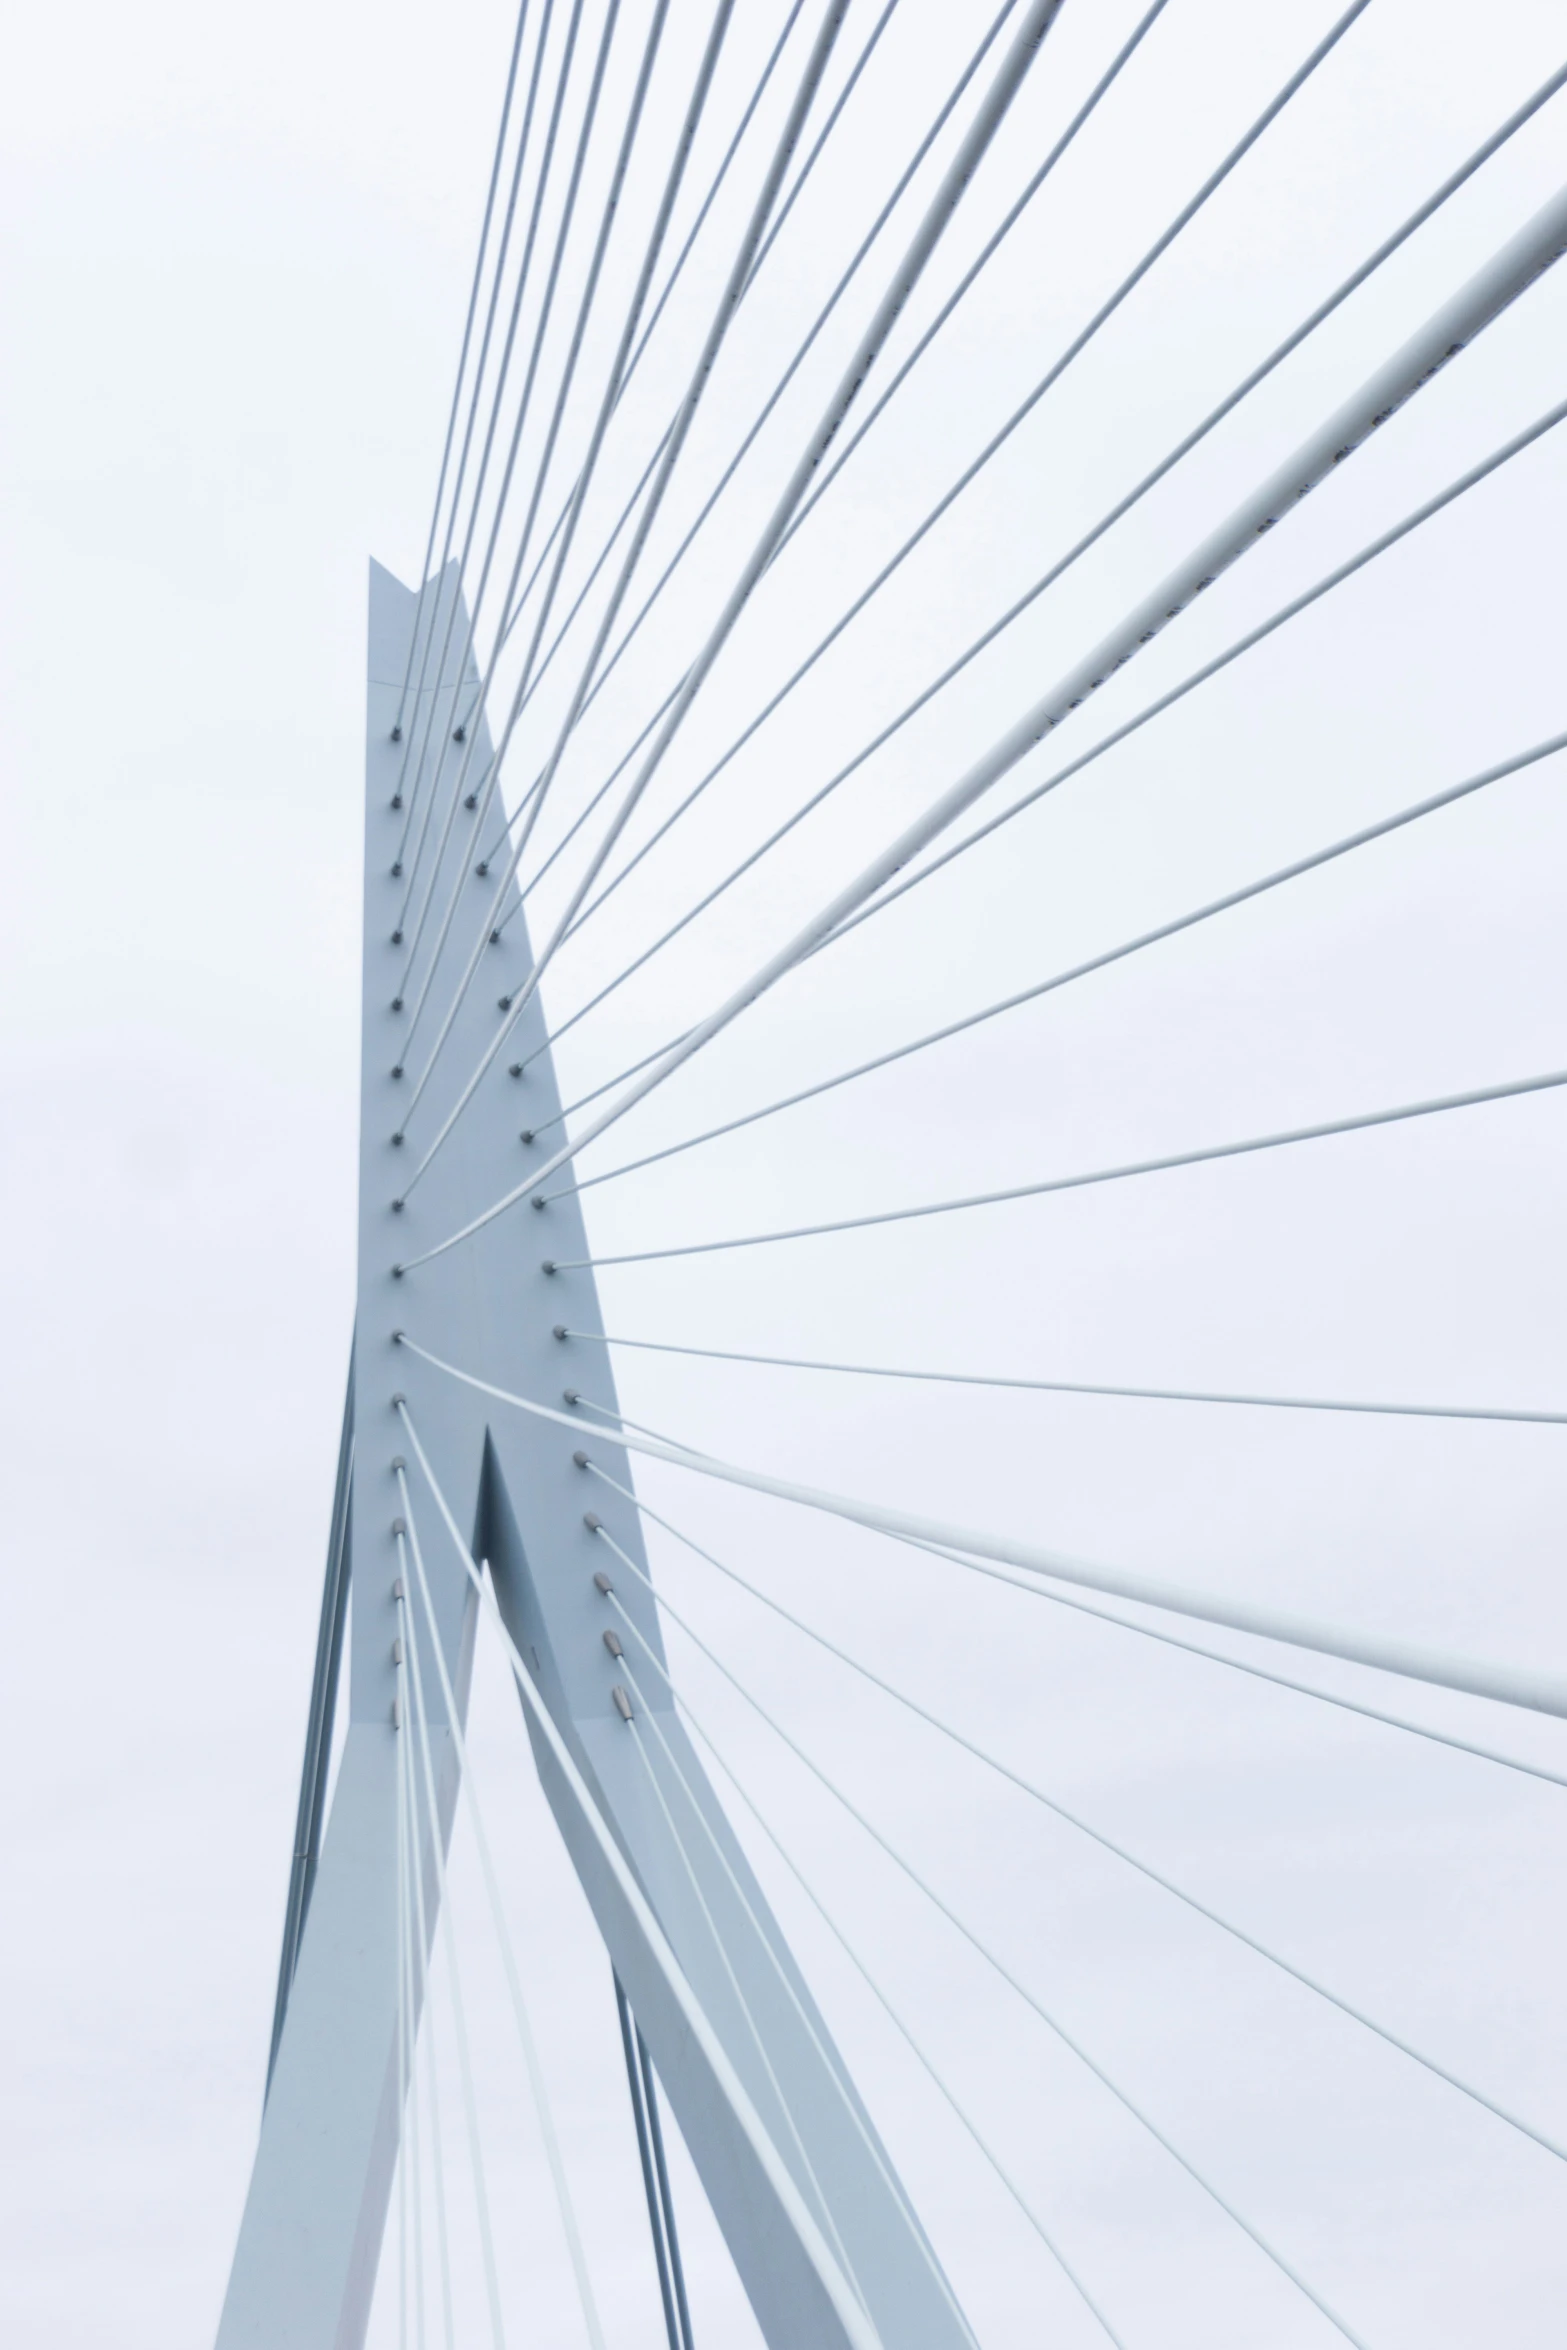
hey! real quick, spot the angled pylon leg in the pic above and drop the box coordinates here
[216,563,969,2350]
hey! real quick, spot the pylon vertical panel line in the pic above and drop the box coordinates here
[636,2024,697,2350]
[615,1972,684,2350]
[267,1344,355,2093]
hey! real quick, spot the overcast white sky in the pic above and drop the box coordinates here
[2,1,1565,2344]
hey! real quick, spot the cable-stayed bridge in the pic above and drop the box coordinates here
[215,3,1567,2342]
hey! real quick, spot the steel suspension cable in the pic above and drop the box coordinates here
[613,1975,691,2350]
[389,0,862,1140]
[392,0,583,887]
[462,0,737,756]
[395,1616,459,2350]
[546,0,1372,970]
[567,0,1051,738]
[486,0,811,674]
[532,50,1567,1023]
[502,681,684,910]
[474,0,999,883]
[487,0,906,704]
[520,387,1567,1103]
[392,1335,1567,1721]
[879,1530,1567,1794]
[397,1500,609,2350]
[397,0,1068,1184]
[395,1536,510,2350]
[586,1539,1369,2343]
[608,1608,1110,2345]
[782,0,1366,544]
[397,190,1567,1248]
[395,0,628,964]
[392,1,535,747]
[745,0,906,291]
[396,0,740,1054]
[557,1313,1567,1427]
[392,0,563,861]
[616,1700,875,2322]
[548,729,1567,1196]
[537,1066,1567,1266]
[589,1471,1567,2165]
[392,1399,886,2350]
[626,1624,1130,2349]
[565,1406,1567,1790]
[828,423,1567,955]
[618,1654,988,2347]
[395,1678,412,2350]
[458,0,854,889]
[394,1637,429,2350]
[473,0,1014,904]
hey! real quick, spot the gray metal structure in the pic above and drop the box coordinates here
[214,562,961,2350]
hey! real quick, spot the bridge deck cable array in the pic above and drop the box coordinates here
[222,5,1567,2345]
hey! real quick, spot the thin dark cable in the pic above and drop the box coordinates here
[391,0,558,845]
[395,0,703,1037]
[549,731,1567,1194]
[555,0,1370,964]
[395,0,624,977]
[393,0,586,894]
[539,1066,1567,1269]
[399,0,1069,1187]
[541,45,1567,1009]
[393,0,535,743]
[390,0,862,1145]
[559,1322,1567,1429]
[588,1464,1567,2162]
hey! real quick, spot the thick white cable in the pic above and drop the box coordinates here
[395,1639,429,2350]
[552,0,1366,963]
[537,1066,1567,1262]
[528,55,1567,1038]
[874,1529,1567,1794]
[785,0,1368,544]
[393,0,858,1143]
[746,0,905,288]
[555,731,1567,1196]
[571,1388,1567,1788]
[395,1574,458,2350]
[396,0,739,1060]
[397,1493,608,2350]
[525,392,1565,1086]
[663,1650,1129,2348]
[616,1698,873,2321]
[399,187,1567,1248]
[592,1472,1567,2164]
[608,1631,981,2348]
[828,421,1567,958]
[392,1399,886,2350]
[562,1321,1567,1428]
[393,1,535,743]
[392,1335,1567,1722]
[398,1544,509,2350]
[591,1529,1368,2343]
[402,0,1069,1175]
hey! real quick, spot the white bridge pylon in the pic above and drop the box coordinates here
[215,562,964,2350]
